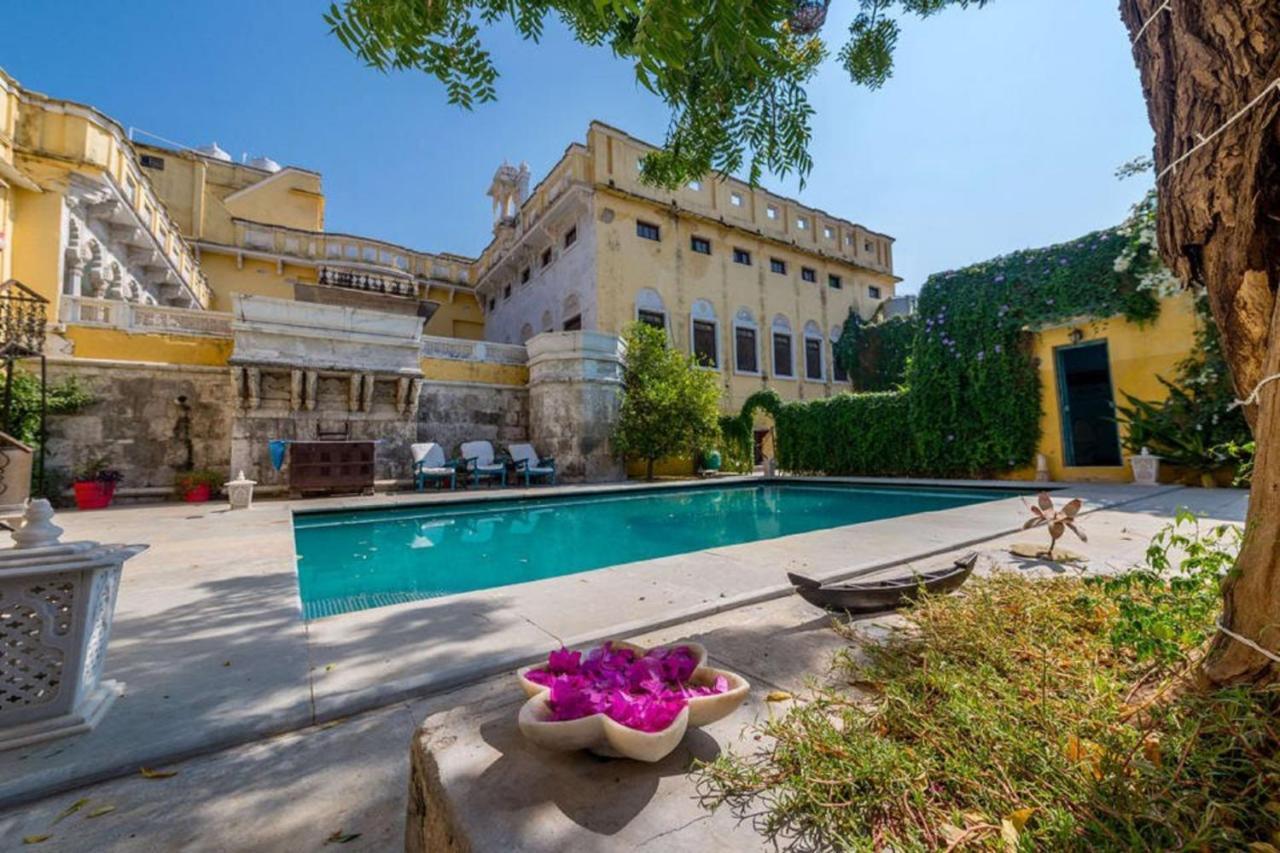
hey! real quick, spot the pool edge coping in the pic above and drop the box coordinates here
[0,480,1183,811]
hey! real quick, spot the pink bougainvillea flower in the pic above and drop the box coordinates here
[524,668,556,687]
[529,643,728,732]
[546,647,581,675]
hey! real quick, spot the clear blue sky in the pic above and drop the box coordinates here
[1,0,1154,292]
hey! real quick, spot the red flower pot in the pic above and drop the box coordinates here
[182,484,212,503]
[73,481,116,510]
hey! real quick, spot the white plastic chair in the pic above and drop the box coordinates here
[507,443,557,486]
[410,442,459,491]
[460,440,508,487]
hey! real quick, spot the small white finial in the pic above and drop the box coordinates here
[13,499,64,549]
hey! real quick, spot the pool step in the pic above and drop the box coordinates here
[304,590,446,620]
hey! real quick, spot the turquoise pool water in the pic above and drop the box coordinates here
[293,483,1017,618]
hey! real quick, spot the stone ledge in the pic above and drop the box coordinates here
[407,689,776,853]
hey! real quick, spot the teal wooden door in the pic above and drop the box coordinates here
[1055,341,1122,467]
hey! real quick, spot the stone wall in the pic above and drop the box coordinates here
[527,331,624,482]
[45,359,233,489]
[42,333,637,493]
[43,358,533,491]
[228,370,420,489]
[416,381,529,461]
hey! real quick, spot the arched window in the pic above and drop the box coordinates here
[804,321,825,381]
[771,315,794,378]
[562,293,582,331]
[689,299,719,368]
[520,323,535,344]
[732,308,760,374]
[635,288,667,332]
[830,324,849,383]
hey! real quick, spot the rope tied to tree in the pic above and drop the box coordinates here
[1158,77,1280,181]
[1228,371,1280,410]
[1216,619,1280,664]
[1130,1,1171,46]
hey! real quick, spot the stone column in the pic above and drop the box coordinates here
[527,331,625,482]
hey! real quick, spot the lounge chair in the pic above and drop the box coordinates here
[460,440,508,487]
[411,442,461,491]
[508,443,557,486]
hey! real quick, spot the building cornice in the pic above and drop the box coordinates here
[227,218,477,268]
[194,239,476,297]
[593,183,902,283]
[587,120,896,244]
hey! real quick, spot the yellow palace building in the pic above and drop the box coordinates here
[1,68,896,406]
[0,67,1204,490]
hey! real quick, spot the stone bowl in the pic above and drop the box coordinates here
[516,640,750,763]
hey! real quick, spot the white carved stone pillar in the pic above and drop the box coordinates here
[406,378,423,418]
[304,371,318,411]
[0,501,145,750]
[348,374,362,413]
[246,368,261,410]
[526,332,625,482]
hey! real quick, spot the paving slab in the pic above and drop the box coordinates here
[0,480,1213,808]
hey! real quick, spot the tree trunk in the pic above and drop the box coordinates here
[1120,0,1280,684]
[646,457,655,481]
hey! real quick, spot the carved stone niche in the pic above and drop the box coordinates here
[228,295,425,420]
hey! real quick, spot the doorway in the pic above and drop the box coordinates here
[1055,341,1121,467]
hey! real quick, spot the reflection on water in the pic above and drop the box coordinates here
[294,484,1013,618]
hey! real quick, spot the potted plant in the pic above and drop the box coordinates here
[72,454,123,510]
[174,469,222,503]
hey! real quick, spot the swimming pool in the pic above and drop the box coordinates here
[293,482,1021,619]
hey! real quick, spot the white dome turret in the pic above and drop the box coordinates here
[196,142,232,162]
[246,155,281,173]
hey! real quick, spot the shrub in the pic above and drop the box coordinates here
[613,323,721,480]
[773,391,913,475]
[695,519,1277,850]
[175,469,223,494]
[1116,292,1252,479]
[1,369,93,446]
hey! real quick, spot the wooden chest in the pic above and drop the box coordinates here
[288,441,375,496]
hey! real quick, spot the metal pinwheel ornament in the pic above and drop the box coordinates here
[1022,492,1087,560]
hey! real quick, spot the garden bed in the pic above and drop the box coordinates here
[695,520,1278,850]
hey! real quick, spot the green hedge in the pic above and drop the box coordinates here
[833,311,917,391]
[774,391,914,475]
[743,227,1164,478]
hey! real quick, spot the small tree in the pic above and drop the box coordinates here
[613,322,721,480]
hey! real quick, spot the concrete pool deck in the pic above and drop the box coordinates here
[0,476,1207,807]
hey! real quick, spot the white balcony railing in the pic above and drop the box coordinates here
[62,296,530,366]
[421,334,527,365]
[60,296,233,338]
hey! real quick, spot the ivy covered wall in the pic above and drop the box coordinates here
[833,312,916,391]
[762,227,1166,477]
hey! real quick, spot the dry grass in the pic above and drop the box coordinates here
[694,572,1280,851]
